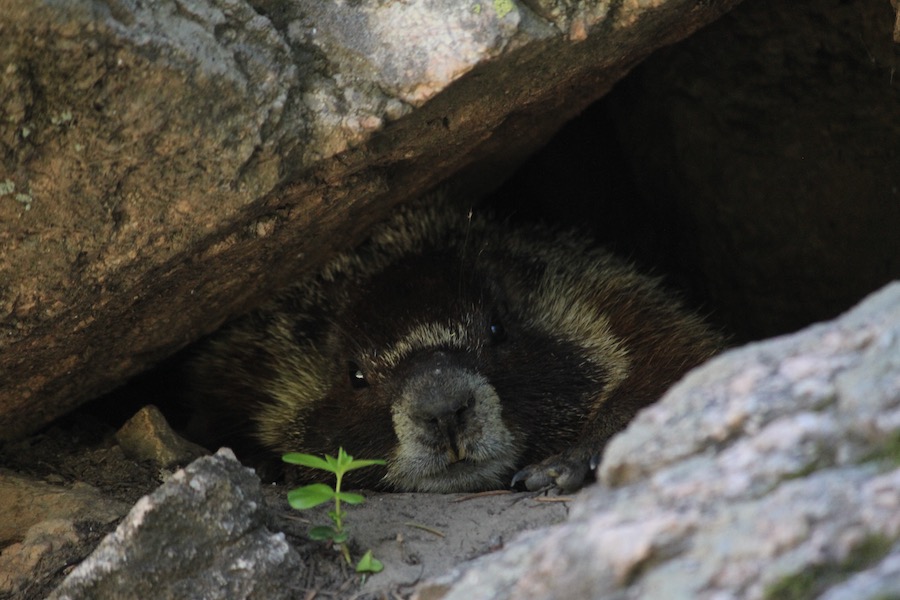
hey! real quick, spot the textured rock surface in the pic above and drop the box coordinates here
[0,473,128,598]
[416,281,900,600]
[114,404,208,468]
[0,0,742,440]
[48,448,303,600]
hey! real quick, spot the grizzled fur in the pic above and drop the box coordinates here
[187,198,724,492]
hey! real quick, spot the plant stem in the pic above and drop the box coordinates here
[334,470,344,534]
[334,468,351,565]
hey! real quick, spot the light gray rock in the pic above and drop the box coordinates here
[416,281,900,600]
[48,448,303,600]
[818,546,900,600]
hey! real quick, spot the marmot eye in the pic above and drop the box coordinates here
[488,318,506,344]
[348,361,369,389]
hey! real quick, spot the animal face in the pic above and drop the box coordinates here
[387,353,520,492]
[287,252,600,491]
[289,253,517,490]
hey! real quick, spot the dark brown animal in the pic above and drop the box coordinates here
[187,198,723,492]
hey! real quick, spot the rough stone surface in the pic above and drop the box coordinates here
[114,404,208,468]
[47,448,304,600]
[0,0,743,440]
[415,281,900,600]
[0,473,128,599]
[0,473,126,545]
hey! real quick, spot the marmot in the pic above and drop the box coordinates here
[187,197,723,492]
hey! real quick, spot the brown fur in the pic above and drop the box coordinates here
[187,197,724,492]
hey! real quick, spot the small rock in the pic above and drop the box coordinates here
[0,519,79,597]
[0,472,127,545]
[0,472,127,598]
[48,448,304,600]
[114,404,208,469]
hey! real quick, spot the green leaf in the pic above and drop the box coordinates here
[282,452,334,473]
[328,509,346,522]
[342,458,387,472]
[332,530,349,544]
[356,549,384,574]
[336,491,366,505]
[325,452,342,472]
[287,483,335,509]
[308,525,337,541]
[337,447,354,468]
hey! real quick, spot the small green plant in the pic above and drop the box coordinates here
[282,447,386,574]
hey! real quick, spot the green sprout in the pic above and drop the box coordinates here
[282,447,386,574]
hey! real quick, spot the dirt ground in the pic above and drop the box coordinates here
[0,409,571,599]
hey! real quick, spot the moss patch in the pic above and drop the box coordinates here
[861,431,900,467]
[764,534,894,600]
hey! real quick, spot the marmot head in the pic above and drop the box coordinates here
[252,246,603,492]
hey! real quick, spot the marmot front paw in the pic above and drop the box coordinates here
[511,452,592,492]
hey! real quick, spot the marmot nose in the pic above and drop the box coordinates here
[412,389,476,423]
[411,386,476,460]
[405,352,478,424]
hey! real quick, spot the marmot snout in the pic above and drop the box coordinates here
[187,197,724,492]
